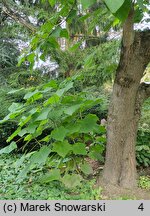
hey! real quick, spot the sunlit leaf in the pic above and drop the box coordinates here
[104,0,125,13]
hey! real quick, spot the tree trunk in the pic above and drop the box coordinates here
[102,8,150,188]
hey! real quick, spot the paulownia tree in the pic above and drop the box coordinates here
[103,1,150,188]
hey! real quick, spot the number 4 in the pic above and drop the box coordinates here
[138,203,144,211]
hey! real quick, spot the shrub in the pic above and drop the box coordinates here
[136,129,150,167]
[0,76,106,187]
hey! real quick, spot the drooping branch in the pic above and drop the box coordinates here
[1,0,37,33]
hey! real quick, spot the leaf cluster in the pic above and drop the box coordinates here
[0,76,106,187]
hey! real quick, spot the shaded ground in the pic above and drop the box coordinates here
[87,158,150,200]
[97,177,150,200]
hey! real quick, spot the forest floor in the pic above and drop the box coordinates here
[97,178,150,200]
[1,155,150,200]
[88,159,150,200]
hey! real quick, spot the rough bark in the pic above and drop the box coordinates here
[102,7,150,188]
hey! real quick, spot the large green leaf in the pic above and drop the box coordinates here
[66,123,81,135]
[43,80,58,90]
[72,143,87,155]
[61,174,82,188]
[30,146,51,165]
[63,104,82,115]
[114,0,131,22]
[26,122,38,134]
[104,0,125,13]
[35,107,51,121]
[80,114,99,133]
[39,169,61,183]
[80,162,93,175]
[51,126,68,142]
[52,141,72,158]
[0,141,17,154]
[56,82,74,97]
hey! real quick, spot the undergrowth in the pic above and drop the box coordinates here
[1,154,149,200]
[0,154,102,200]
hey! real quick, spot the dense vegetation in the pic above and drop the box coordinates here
[0,0,150,199]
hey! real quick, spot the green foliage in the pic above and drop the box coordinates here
[0,76,106,186]
[136,99,150,167]
[81,0,97,10]
[104,0,148,22]
[104,0,125,13]
[0,154,102,200]
[0,86,26,148]
[0,40,19,69]
[136,129,150,167]
[139,98,150,130]
[81,40,120,86]
[50,40,120,87]
[0,40,20,85]
[139,176,150,190]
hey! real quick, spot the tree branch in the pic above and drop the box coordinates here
[2,0,37,33]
